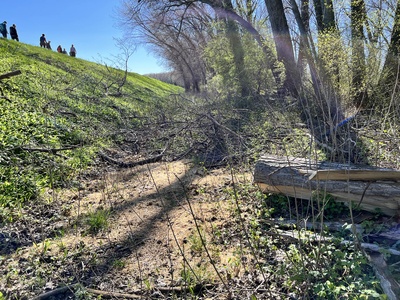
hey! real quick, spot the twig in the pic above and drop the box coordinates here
[85,288,142,299]
[19,145,79,153]
[356,181,372,209]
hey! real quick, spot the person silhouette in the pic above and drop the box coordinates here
[0,21,8,38]
[40,34,46,47]
[69,44,77,57]
[9,24,18,41]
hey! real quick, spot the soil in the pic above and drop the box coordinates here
[0,160,254,299]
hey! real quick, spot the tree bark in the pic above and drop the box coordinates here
[264,0,300,96]
[221,0,252,102]
[351,0,367,107]
[253,155,400,216]
[378,0,400,101]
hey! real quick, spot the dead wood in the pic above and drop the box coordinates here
[99,151,164,168]
[99,142,169,168]
[254,155,400,216]
[13,145,80,159]
[32,283,216,300]
[366,253,400,300]
[0,70,22,81]
[31,284,78,300]
[19,145,79,154]
[85,288,142,299]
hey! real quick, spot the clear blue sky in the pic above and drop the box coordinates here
[2,0,166,74]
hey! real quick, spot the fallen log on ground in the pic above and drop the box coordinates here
[253,155,400,216]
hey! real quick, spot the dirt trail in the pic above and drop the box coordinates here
[1,160,252,299]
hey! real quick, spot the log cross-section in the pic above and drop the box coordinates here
[253,155,400,216]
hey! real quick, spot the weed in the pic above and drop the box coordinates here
[188,228,206,254]
[85,208,110,234]
[112,259,126,269]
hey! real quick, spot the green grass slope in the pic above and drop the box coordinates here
[0,39,182,222]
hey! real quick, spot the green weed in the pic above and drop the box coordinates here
[86,208,110,234]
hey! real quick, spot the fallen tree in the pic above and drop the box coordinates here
[253,155,400,216]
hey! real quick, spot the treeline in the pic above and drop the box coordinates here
[119,0,400,163]
[122,0,399,105]
[145,71,185,87]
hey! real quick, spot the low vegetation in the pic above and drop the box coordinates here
[0,38,399,299]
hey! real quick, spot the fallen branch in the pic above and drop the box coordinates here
[14,145,80,159]
[0,70,22,81]
[366,253,400,300]
[204,113,245,146]
[99,142,169,168]
[31,284,78,300]
[32,283,215,300]
[85,288,142,299]
[19,145,79,154]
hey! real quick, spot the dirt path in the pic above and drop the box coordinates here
[1,160,252,299]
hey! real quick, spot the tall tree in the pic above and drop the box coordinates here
[219,0,252,101]
[264,0,300,96]
[378,0,400,102]
[351,0,367,107]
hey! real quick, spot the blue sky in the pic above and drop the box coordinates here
[2,0,166,74]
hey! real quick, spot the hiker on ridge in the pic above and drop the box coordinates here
[9,24,18,41]
[62,48,67,54]
[69,44,76,57]
[0,21,8,38]
[40,34,46,47]
[57,45,62,53]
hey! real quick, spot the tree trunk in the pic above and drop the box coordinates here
[253,155,400,216]
[351,0,367,107]
[378,0,400,101]
[222,0,252,102]
[264,0,300,96]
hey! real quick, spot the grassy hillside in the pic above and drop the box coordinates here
[0,39,182,222]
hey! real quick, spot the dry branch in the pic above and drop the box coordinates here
[99,142,169,168]
[32,283,215,300]
[31,284,78,300]
[366,253,400,300]
[19,145,79,153]
[0,70,22,81]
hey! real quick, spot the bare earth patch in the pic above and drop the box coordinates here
[0,160,254,299]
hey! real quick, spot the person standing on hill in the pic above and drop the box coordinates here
[0,21,8,38]
[9,24,18,41]
[69,44,76,57]
[57,45,62,53]
[62,48,67,54]
[40,34,46,47]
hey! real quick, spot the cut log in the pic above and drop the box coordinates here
[253,155,400,216]
[309,169,400,181]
